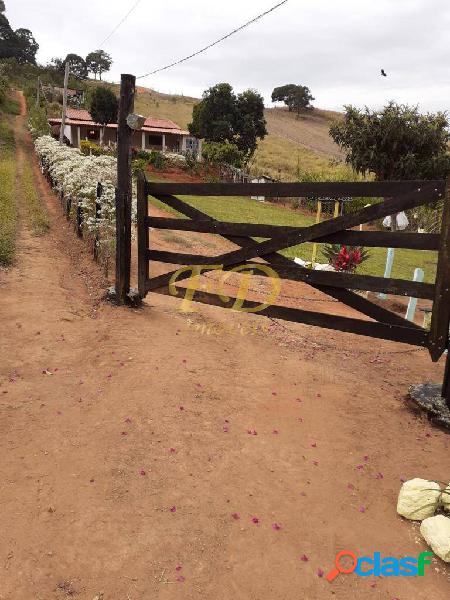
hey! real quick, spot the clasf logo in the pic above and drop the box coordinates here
[326,551,434,582]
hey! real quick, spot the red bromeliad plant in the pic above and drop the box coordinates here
[322,244,370,272]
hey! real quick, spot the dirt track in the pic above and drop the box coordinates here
[1,94,450,600]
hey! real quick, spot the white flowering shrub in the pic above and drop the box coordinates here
[34,136,137,269]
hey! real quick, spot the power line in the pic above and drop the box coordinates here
[98,0,143,47]
[137,0,290,79]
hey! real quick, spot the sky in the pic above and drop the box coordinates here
[6,0,450,112]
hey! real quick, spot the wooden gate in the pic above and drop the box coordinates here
[135,175,450,403]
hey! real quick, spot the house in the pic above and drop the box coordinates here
[43,86,85,105]
[48,108,201,155]
[251,175,279,202]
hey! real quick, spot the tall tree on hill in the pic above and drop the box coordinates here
[86,50,112,80]
[189,83,267,162]
[64,53,88,80]
[14,28,38,64]
[271,84,314,117]
[330,102,450,181]
[0,2,38,64]
[89,86,118,144]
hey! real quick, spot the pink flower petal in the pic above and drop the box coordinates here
[313,460,319,466]
[272,429,279,434]
[317,568,324,578]
[251,517,259,524]
[375,472,384,480]
[170,506,177,513]
[179,406,184,411]
[310,442,317,448]
[359,505,366,513]
[299,554,309,562]
[231,512,240,520]
[140,470,146,476]
[176,575,185,583]
[347,483,355,490]
[125,417,132,424]
[169,447,177,453]
[272,523,281,531]
[356,464,364,470]
[175,565,182,572]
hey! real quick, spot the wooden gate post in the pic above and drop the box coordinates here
[115,73,136,305]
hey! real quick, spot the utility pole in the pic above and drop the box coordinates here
[36,76,40,109]
[59,62,70,144]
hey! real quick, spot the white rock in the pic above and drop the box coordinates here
[420,515,450,562]
[397,478,441,520]
[442,484,450,511]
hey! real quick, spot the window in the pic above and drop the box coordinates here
[147,134,163,146]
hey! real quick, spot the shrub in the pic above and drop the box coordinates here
[136,150,151,161]
[28,107,50,138]
[132,158,148,176]
[0,119,16,265]
[149,150,166,170]
[80,140,105,156]
[202,141,244,168]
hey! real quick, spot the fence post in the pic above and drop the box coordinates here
[115,73,135,305]
[76,201,83,237]
[405,268,424,322]
[137,171,149,298]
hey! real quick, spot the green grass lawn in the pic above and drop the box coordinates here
[148,186,437,284]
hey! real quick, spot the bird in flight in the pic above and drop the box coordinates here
[381,69,387,77]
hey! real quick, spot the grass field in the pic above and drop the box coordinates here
[148,185,437,284]
[0,118,17,265]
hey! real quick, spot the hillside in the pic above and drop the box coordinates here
[91,82,347,179]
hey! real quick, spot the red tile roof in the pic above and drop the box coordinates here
[59,108,184,133]
[66,108,92,121]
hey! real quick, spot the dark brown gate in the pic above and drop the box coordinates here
[135,174,450,404]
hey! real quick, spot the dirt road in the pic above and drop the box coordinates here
[1,94,449,600]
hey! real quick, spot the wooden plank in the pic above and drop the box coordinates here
[429,177,450,361]
[147,216,440,250]
[149,193,424,330]
[153,286,428,347]
[230,262,435,299]
[115,73,135,305]
[146,180,445,198]
[137,172,149,298]
[148,250,221,265]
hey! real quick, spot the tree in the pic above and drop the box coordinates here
[271,84,314,117]
[14,28,38,64]
[0,1,5,13]
[189,83,267,161]
[86,50,112,80]
[64,53,88,79]
[329,102,450,180]
[89,86,118,143]
[0,13,16,59]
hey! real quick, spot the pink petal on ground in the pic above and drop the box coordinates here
[356,464,364,470]
[182,359,187,364]
[299,554,309,562]
[347,483,355,490]
[272,523,281,531]
[169,447,177,453]
[177,575,185,583]
[375,472,384,479]
[400,477,406,483]
[125,417,132,424]
[272,429,279,434]
[170,506,177,513]
[363,455,369,462]
[359,506,366,513]
[370,582,377,588]
[179,406,184,411]
[251,517,259,524]
[313,460,319,466]
[231,513,240,520]
[175,565,182,571]
[223,426,229,433]
[316,394,321,398]
[310,442,317,448]
[140,470,146,476]
[121,431,128,436]
[317,568,324,578]
[298,418,303,423]
[272,392,277,396]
